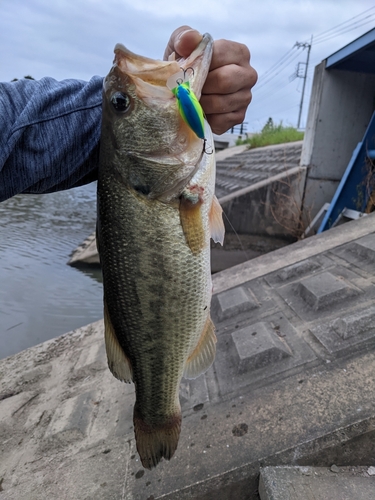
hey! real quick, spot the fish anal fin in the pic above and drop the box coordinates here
[209,195,225,245]
[183,315,217,379]
[133,403,181,470]
[104,300,133,383]
[179,189,206,255]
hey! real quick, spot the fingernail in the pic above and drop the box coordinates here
[177,28,201,40]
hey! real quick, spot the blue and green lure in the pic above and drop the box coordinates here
[167,68,205,140]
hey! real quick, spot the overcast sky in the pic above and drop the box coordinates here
[1,0,374,131]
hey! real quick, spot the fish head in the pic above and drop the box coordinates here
[100,34,213,200]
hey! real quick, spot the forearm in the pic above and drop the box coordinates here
[0,76,103,201]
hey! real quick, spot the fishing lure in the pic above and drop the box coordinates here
[167,68,205,140]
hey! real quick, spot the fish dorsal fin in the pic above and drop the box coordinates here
[183,315,217,379]
[209,195,225,245]
[104,300,133,383]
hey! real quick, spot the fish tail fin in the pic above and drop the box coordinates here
[133,403,181,470]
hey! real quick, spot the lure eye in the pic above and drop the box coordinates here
[110,92,130,112]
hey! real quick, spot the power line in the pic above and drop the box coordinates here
[312,5,375,42]
[253,79,295,104]
[257,46,298,82]
[256,48,302,91]
[250,6,375,129]
[257,6,375,92]
[314,16,375,45]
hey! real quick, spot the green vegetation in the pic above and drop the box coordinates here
[11,75,35,82]
[237,118,304,148]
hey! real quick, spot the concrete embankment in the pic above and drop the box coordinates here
[1,213,375,499]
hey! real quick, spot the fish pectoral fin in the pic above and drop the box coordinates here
[104,300,133,383]
[179,193,205,255]
[183,315,217,379]
[209,195,225,245]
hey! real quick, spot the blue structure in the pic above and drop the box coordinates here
[318,112,375,232]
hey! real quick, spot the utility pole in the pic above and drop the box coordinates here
[293,36,312,129]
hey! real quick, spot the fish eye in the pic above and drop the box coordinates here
[110,92,130,112]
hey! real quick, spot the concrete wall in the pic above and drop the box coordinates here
[301,61,375,221]
[220,166,307,241]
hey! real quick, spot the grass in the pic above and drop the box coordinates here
[237,118,304,149]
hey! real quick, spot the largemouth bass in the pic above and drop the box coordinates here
[97,33,224,470]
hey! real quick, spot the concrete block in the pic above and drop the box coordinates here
[351,235,375,261]
[298,271,357,311]
[213,312,317,396]
[277,266,367,322]
[214,286,258,321]
[332,307,375,340]
[259,466,375,500]
[265,255,332,286]
[310,305,375,354]
[334,234,375,274]
[232,322,292,373]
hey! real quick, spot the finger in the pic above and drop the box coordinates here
[200,88,252,116]
[206,110,248,135]
[210,39,251,70]
[163,26,202,60]
[203,64,258,95]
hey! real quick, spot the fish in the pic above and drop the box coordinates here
[97,33,225,470]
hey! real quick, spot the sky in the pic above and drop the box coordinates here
[1,0,374,132]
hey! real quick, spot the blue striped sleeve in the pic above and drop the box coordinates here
[0,76,103,201]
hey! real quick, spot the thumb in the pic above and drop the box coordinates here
[163,26,203,60]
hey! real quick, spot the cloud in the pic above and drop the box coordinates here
[1,0,373,129]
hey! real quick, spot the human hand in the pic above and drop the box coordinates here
[164,26,257,135]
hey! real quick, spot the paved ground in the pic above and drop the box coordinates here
[1,214,375,499]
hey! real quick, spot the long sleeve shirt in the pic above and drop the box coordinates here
[0,76,103,201]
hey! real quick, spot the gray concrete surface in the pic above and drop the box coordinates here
[2,214,375,499]
[259,466,375,500]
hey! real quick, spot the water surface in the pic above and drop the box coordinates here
[0,183,103,360]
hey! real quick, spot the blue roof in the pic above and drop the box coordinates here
[326,27,375,74]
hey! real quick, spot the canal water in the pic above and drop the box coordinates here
[0,182,103,360]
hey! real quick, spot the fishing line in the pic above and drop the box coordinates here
[220,209,252,262]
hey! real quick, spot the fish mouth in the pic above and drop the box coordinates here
[112,33,213,101]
